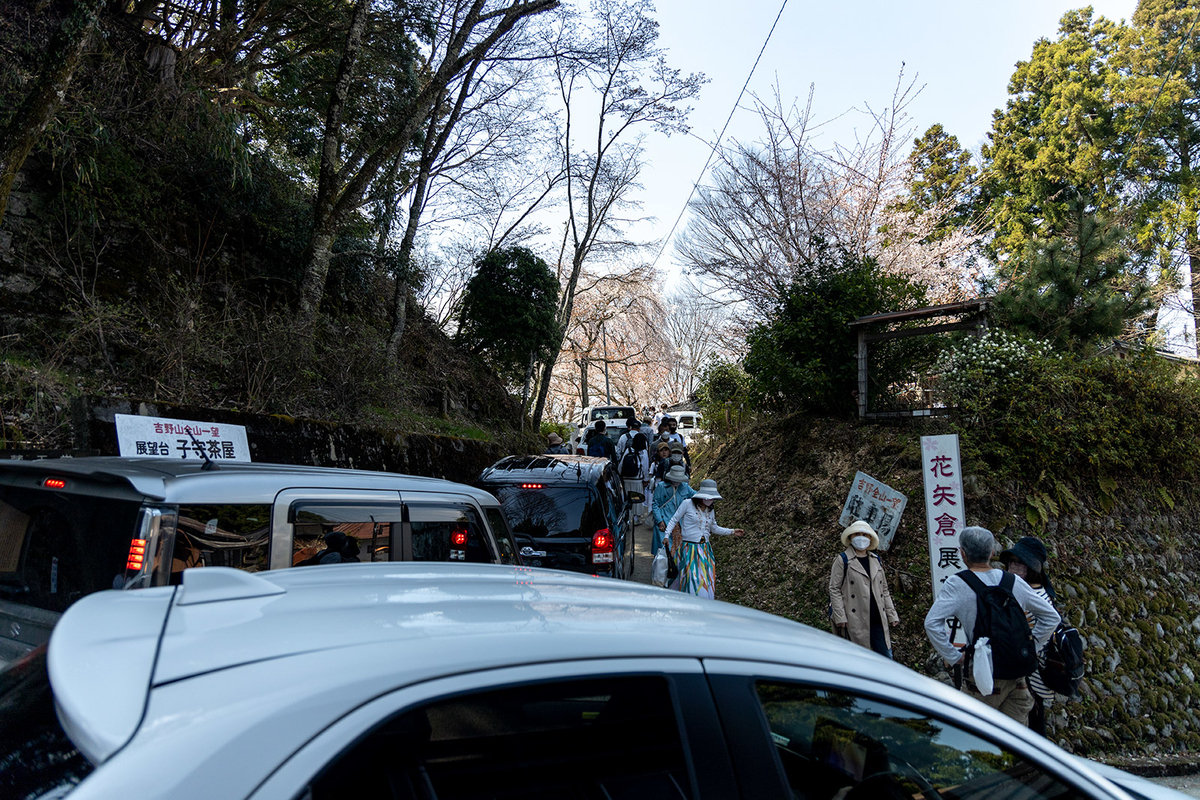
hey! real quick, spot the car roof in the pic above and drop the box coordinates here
[49,563,894,763]
[0,456,499,505]
[479,454,609,485]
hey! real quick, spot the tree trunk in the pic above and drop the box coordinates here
[298,227,337,317]
[296,0,370,319]
[1183,134,1200,353]
[520,350,535,428]
[0,0,103,228]
[579,358,589,409]
[385,140,436,363]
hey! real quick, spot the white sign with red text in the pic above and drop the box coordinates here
[922,433,967,647]
[115,413,251,462]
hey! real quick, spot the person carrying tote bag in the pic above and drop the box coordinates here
[828,520,899,659]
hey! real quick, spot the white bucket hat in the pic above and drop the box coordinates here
[692,479,723,501]
[840,520,879,551]
[664,464,688,484]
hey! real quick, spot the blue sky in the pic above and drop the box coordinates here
[637,0,1141,278]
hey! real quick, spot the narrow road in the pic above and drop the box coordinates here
[630,517,656,585]
[1151,775,1200,797]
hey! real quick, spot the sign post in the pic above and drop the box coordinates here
[838,471,907,550]
[115,414,252,462]
[921,433,966,646]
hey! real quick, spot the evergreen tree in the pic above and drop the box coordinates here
[979,9,1128,266]
[993,206,1153,350]
[457,247,560,387]
[898,123,977,239]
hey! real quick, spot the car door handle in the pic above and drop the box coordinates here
[520,547,547,557]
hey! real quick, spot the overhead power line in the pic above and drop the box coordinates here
[649,0,790,273]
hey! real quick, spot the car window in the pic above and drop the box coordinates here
[171,504,271,580]
[590,408,635,422]
[407,504,494,563]
[483,507,519,565]
[603,468,625,518]
[0,488,142,611]
[290,503,400,567]
[486,485,604,538]
[753,681,1087,800]
[304,676,691,800]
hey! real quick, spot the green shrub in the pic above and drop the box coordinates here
[942,336,1200,483]
[741,246,932,416]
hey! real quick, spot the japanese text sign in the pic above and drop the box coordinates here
[838,471,907,550]
[921,434,964,599]
[115,413,251,462]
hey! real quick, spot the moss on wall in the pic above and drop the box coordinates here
[697,415,1200,759]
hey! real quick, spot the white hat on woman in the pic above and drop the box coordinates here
[692,479,723,501]
[840,520,879,551]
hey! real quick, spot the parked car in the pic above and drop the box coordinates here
[0,457,518,664]
[673,410,704,443]
[477,454,633,579]
[16,562,1186,799]
[568,404,638,454]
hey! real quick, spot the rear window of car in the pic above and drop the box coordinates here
[0,486,142,612]
[589,408,636,422]
[486,485,605,538]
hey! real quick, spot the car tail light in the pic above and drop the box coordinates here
[43,477,67,489]
[591,529,613,564]
[451,530,468,547]
[520,483,543,489]
[126,539,147,571]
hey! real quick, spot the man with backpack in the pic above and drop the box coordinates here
[584,420,616,462]
[923,526,1060,723]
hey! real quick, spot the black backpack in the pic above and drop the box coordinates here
[586,438,608,459]
[959,571,1039,681]
[1040,623,1085,697]
[619,449,641,478]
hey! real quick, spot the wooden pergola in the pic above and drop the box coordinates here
[848,299,989,419]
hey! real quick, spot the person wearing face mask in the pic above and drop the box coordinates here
[828,520,899,658]
[663,479,745,598]
[666,441,689,476]
[652,464,694,556]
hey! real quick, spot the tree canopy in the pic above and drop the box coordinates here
[457,247,559,384]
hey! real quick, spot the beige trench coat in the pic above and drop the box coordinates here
[828,547,900,650]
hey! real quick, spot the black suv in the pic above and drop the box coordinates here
[478,455,633,579]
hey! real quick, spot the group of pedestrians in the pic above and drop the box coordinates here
[829,519,1063,734]
[543,409,746,599]
[549,423,1071,738]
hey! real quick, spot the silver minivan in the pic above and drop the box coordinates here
[0,457,518,662]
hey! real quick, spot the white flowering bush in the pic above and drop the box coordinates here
[938,329,1056,400]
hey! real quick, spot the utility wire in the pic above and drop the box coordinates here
[649,0,790,273]
[1132,7,1200,145]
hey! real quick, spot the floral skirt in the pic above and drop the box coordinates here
[677,539,715,599]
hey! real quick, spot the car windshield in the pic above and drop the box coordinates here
[589,408,635,422]
[487,485,604,538]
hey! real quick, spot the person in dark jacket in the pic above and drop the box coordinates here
[545,433,569,454]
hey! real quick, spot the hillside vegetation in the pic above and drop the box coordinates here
[696,348,1200,759]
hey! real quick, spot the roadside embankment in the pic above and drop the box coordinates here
[694,414,1200,761]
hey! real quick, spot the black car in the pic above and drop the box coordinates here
[478,455,634,579]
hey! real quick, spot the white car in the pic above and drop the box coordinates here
[13,563,1187,799]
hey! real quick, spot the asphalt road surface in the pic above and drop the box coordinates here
[1151,775,1200,797]
[629,516,656,585]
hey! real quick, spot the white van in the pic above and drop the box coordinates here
[0,457,519,664]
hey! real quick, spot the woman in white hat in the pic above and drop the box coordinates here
[663,479,744,598]
[651,464,694,556]
[828,520,899,658]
